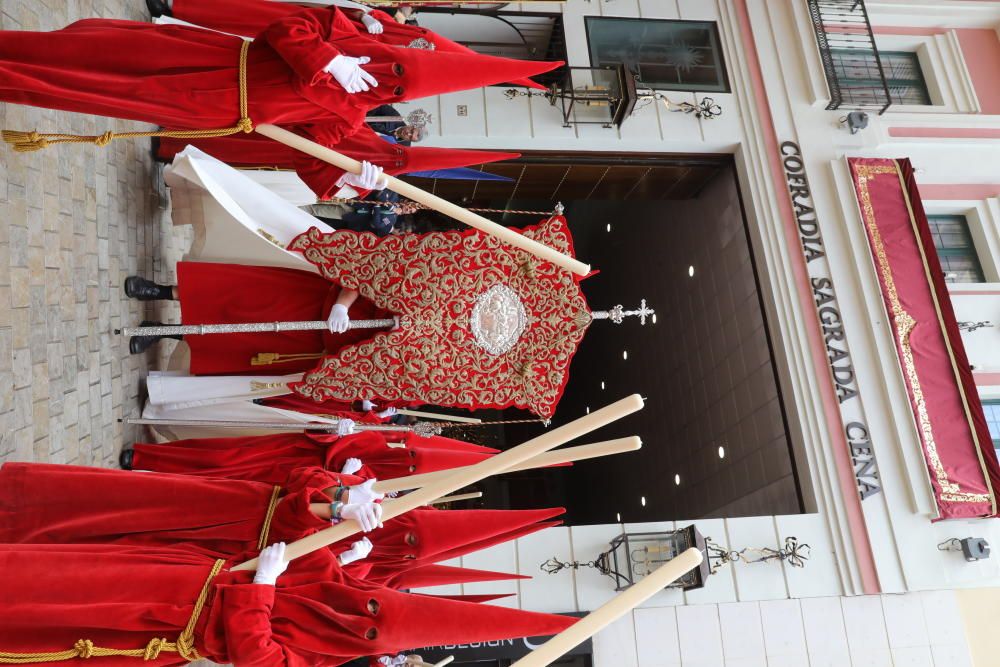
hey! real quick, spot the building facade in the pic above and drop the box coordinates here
[407,1,1000,665]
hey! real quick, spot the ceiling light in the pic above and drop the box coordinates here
[606,223,612,232]
[674,474,681,485]
[688,265,695,277]
[600,381,605,390]
[640,496,646,507]
[616,512,621,522]
[652,314,657,324]
[585,406,590,414]
[718,446,726,459]
[622,350,628,360]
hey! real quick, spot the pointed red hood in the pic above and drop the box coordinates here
[368,8,555,91]
[401,144,520,175]
[276,577,575,660]
[368,507,565,563]
[419,592,518,604]
[383,563,528,590]
[429,520,563,565]
[405,432,500,454]
[324,430,497,478]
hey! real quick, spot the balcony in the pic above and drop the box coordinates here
[806,0,892,114]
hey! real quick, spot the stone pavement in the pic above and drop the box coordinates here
[0,0,189,468]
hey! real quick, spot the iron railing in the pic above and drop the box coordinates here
[806,0,892,114]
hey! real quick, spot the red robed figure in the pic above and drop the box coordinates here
[130,431,498,484]
[157,125,520,200]
[0,544,574,666]
[0,463,359,558]
[0,8,560,134]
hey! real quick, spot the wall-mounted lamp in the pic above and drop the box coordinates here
[939,537,991,562]
[840,111,869,134]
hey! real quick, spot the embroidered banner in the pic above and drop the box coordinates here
[849,158,1000,519]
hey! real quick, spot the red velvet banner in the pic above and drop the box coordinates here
[849,158,1000,519]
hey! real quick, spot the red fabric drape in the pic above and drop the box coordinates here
[849,158,1000,518]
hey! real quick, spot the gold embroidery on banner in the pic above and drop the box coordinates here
[854,163,990,504]
[286,218,591,417]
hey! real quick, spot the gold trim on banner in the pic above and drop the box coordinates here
[854,163,992,506]
[892,162,996,513]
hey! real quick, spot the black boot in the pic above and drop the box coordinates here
[119,449,134,470]
[124,276,174,301]
[128,321,182,354]
[150,136,167,164]
[146,0,171,18]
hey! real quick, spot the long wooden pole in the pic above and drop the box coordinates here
[510,548,704,667]
[255,124,590,277]
[233,394,643,571]
[428,491,482,505]
[397,408,482,424]
[373,437,642,495]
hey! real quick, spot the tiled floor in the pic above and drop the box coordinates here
[0,0,187,468]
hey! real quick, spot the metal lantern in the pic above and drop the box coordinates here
[504,63,638,129]
[605,525,710,591]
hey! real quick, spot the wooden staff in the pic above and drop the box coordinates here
[233,394,643,570]
[255,124,590,277]
[397,408,482,424]
[428,491,482,505]
[411,658,454,667]
[374,437,641,495]
[510,548,704,667]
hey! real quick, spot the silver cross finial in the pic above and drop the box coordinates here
[592,299,656,325]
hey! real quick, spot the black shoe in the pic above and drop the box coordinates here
[129,320,179,354]
[124,276,173,301]
[146,0,171,18]
[119,449,134,470]
[150,136,167,164]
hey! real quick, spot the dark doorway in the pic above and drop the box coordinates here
[406,153,802,525]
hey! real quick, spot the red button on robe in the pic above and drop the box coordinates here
[0,463,356,558]
[130,431,498,485]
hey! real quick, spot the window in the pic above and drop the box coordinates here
[584,17,730,93]
[927,215,985,283]
[830,50,931,105]
[984,400,1000,461]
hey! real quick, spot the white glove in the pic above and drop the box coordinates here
[337,418,356,437]
[341,457,363,475]
[327,303,350,334]
[324,54,378,93]
[340,160,387,191]
[361,399,376,412]
[338,537,374,566]
[361,13,384,34]
[340,501,383,532]
[348,478,385,505]
[376,406,397,419]
[253,542,289,586]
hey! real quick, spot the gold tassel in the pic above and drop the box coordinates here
[2,130,48,152]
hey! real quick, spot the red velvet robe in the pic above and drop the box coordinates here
[0,9,408,134]
[0,463,358,558]
[130,431,496,485]
[176,261,393,375]
[0,544,574,667]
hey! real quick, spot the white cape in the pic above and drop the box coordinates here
[142,371,341,439]
[165,145,321,271]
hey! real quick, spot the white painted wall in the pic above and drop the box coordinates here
[409,0,1000,661]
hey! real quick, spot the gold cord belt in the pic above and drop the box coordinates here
[3,40,254,153]
[0,559,226,663]
[257,485,283,550]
